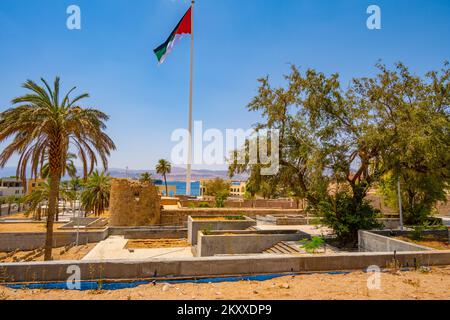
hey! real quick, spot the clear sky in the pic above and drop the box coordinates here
[0,0,449,170]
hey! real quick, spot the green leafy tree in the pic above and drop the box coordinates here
[355,62,450,225]
[204,178,231,208]
[156,159,172,196]
[0,77,116,260]
[81,171,111,216]
[230,65,385,244]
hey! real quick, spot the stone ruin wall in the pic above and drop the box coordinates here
[109,179,161,226]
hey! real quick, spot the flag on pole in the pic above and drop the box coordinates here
[154,7,192,64]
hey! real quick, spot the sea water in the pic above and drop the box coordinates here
[159,181,200,197]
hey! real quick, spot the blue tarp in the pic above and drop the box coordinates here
[4,272,351,291]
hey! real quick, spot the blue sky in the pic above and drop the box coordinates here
[0,0,449,171]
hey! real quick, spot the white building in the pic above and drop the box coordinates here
[0,178,25,197]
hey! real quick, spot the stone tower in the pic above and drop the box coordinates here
[109,179,161,226]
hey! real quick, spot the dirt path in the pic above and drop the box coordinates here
[1,266,449,300]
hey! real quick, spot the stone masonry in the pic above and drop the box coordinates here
[109,179,161,226]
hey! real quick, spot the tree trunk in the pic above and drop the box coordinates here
[44,172,60,261]
[44,139,62,261]
[164,173,168,197]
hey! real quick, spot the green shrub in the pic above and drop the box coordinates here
[411,225,424,241]
[198,202,211,208]
[319,191,382,246]
[300,237,325,254]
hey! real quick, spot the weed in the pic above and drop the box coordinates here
[299,237,325,254]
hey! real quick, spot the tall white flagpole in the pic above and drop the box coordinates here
[186,0,194,196]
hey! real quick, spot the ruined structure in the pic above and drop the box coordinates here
[109,179,161,226]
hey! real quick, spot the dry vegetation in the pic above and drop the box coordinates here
[125,239,189,249]
[395,236,450,250]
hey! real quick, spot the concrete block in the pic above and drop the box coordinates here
[197,230,309,257]
[187,215,256,245]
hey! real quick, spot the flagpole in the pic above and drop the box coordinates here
[186,0,194,196]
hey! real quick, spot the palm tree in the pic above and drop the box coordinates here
[68,176,83,218]
[69,176,83,192]
[6,195,16,215]
[139,172,152,183]
[24,181,50,221]
[41,152,77,179]
[156,159,172,196]
[0,77,116,260]
[81,171,111,216]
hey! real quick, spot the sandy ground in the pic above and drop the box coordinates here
[0,266,449,300]
[0,223,66,233]
[0,222,106,233]
[0,212,28,219]
[125,239,190,249]
[0,244,97,262]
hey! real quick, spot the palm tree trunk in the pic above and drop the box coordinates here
[44,165,61,261]
[164,173,168,197]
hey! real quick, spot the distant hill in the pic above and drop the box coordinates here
[0,166,248,182]
[107,167,248,181]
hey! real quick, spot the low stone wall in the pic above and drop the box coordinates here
[276,217,309,225]
[372,229,449,239]
[358,231,434,252]
[0,227,188,252]
[377,218,401,229]
[108,227,187,240]
[188,216,256,245]
[1,250,450,283]
[180,199,303,210]
[0,229,109,252]
[197,230,309,257]
[60,218,108,229]
[161,208,304,226]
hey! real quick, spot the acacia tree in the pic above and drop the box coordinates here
[355,62,450,224]
[204,178,231,208]
[0,77,116,260]
[231,63,449,242]
[230,66,384,244]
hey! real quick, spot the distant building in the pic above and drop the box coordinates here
[200,179,247,198]
[155,184,177,197]
[27,178,46,195]
[0,178,25,197]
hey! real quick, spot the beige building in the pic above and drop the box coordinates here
[27,178,46,195]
